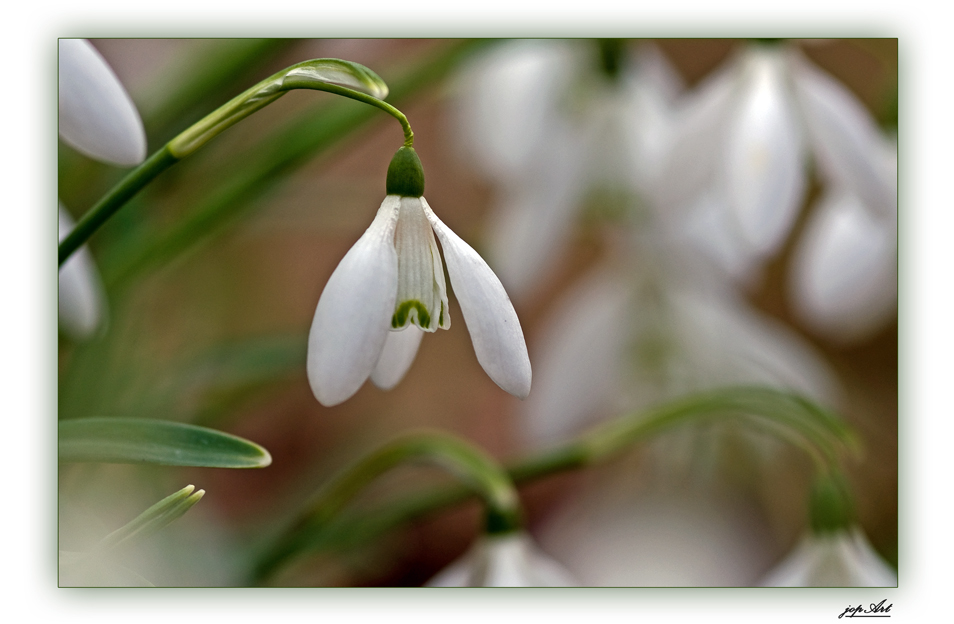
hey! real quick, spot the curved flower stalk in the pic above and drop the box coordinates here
[58,205,107,339]
[759,528,897,587]
[454,39,683,299]
[58,39,147,167]
[307,147,531,407]
[426,531,576,587]
[660,43,896,261]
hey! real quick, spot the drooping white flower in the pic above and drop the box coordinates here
[426,531,575,587]
[58,205,107,339]
[659,42,897,281]
[455,40,682,299]
[759,528,897,587]
[789,188,897,342]
[58,38,147,167]
[307,147,531,407]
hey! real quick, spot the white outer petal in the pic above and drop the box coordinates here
[58,205,107,339]
[487,123,585,299]
[791,53,897,218]
[789,189,897,342]
[307,197,400,407]
[723,49,806,255]
[426,532,576,587]
[58,39,147,167]
[759,529,897,587]
[655,52,739,209]
[370,325,424,390]
[422,199,532,399]
[519,268,630,448]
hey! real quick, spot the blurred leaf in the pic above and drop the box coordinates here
[94,484,205,552]
[59,417,272,467]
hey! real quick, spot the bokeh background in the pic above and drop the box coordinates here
[57,38,897,587]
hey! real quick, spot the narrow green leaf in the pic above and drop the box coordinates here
[96,485,205,552]
[59,417,272,468]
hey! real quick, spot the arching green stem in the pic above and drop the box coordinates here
[59,58,412,266]
[252,430,521,583]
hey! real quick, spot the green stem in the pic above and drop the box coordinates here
[252,430,521,583]
[251,386,856,584]
[58,147,179,265]
[58,58,413,266]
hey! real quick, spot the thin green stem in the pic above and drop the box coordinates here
[250,387,856,584]
[252,430,521,583]
[58,147,179,266]
[58,58,412,266]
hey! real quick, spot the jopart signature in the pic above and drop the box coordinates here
[839,599,892,618]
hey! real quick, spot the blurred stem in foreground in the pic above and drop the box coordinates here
[251,386,857,584]
[253,431,523,583]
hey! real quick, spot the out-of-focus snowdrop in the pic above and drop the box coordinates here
[789,187,897,342]
[660,42,897,308]
[759,528,897,587]
[58,39,147,339]
[58,38,147,166]
[454,39,682,299]
[426,531,576,587]
[58,205,107,339]
[538,477,774,587]
[520,255,837,448]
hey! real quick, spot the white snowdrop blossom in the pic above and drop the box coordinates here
[426,531,575,587]
[660,42,897,298]
[456,39,683,298]
[58,205,107,339]
[307,147,531,407]
[759,528,897,587]
[789,187,897,342]
[58,38,147,167]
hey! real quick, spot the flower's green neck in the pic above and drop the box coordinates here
[386,146,426,197]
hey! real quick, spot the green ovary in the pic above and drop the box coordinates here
[392,299,432,329]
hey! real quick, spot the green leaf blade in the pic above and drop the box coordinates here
[59,417,272,468]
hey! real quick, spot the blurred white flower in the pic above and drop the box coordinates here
[426,531,575,587]
[759,527,897,587]
[58,205,107,339]
[307,193,531,407]
[659,42,896,266]
[520,259,837,448]
[455,39,682,299]
[58,38,147,167]
[789,187,897,342]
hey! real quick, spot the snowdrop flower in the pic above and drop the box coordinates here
[520,259,837,448]
[58,205,107,339]
[789,187,897,342]
[426,531,575,587]
[660,41,897,275]
[455,39,682,298]
[58,38,147,166]
[759,528,897,587]
[307,147,531,407]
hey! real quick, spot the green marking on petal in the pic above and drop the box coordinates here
[392,299,431,329]
[438,301,445,327]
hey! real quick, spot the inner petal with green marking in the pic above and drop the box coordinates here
[391,197,450,332]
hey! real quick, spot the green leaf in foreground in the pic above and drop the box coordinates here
[59,417,272,468]
[94,484,206,552]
